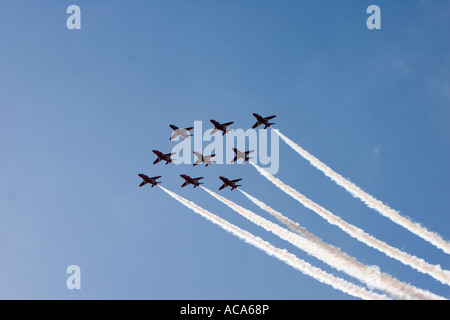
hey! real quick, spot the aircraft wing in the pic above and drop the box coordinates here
[264,115,276,120]
[223,121,234,126]
[181,181,189,188]
[150,176,162,180]
[210,128,218,135]
[193,177,203,181]
[139,181,147,187]
[231,178,242,183]
[251,122,259,129]
[193,151,202,157]
[219,184,226,190]
[153,158,161,164]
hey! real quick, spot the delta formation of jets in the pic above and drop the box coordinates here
[138,113,276,191]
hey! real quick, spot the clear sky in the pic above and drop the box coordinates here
[0,0,449,299]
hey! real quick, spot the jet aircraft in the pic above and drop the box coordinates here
[152,150,174,165]
[210,119,234,136]
[138,174,162,188]
[193,151,216,167]
[169,124,193,141]
[218,176,242,191]
[252,113,276,129]
[180,174,204,188]
[231,148,254,163]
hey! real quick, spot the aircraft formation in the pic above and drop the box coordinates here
[138,113,276,191]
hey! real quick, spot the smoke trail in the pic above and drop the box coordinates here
[239,189,449,300]
[240,189,351,258]
[251,162,450,287]
[202,187,443,300]
[158,186,388,300]
[239,189,319,242]
[274,130,450,255]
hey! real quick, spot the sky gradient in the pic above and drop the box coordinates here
[0,1,449,299]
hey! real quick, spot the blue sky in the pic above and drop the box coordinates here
[0,1,449,299]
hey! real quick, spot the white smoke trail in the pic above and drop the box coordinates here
[251,162,450,287]
[275,130,450,255]
[240,189,319,242]
[158,186,388,300]
[202,187,444,300]
[239,189,449,299]
[240,189,353,258]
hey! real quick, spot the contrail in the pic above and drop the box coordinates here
[251,162,450,287]
[158,186,388,300]
[239,189,449,300]
[202,187,444,300]
[274,129,450,255]
[240,188,353,258]
[240,189,319,242]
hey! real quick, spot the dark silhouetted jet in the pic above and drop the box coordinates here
[180,174,204,188]
[193,151,216,167]
[231,148,254,163]
[138,174,162,188]
[169,124,193,141]
[252,113,276,129]
[210,119,234,135]
[152,150,174,165]
[219,176,242,191]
